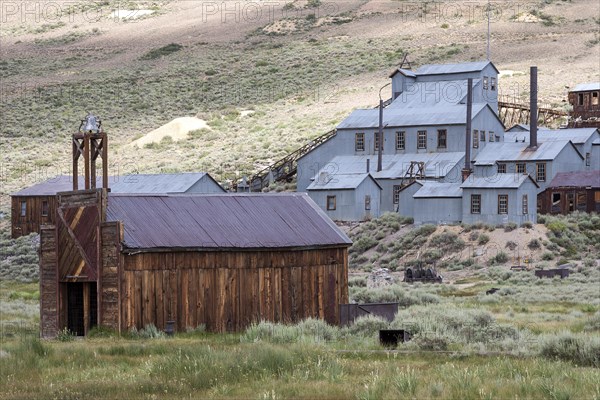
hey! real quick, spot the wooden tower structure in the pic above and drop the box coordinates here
[72,114,108,190]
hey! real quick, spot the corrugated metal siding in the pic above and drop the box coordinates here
[414,182,463,198]
[473,141,581,164]
[415,61,494,75]
[106,194,351,249]
[461,174,536,189]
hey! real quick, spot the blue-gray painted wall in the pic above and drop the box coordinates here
[187,175,226,193]
[307,178,381,222]
[461,181,538,226]
[413,197,462,225]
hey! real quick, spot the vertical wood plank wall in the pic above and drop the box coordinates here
[120,248,349,333]
[39,226,58,338]
[11,196,57,238]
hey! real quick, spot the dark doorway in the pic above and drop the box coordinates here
[66,282,97,336]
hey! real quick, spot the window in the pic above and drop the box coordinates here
[552,192,561,213]
[577,192,587,211]
[522,195,528,215]
[480,130,486,142]
[489,131,495,142]
[483,76,489,90]
[586,152,591,167]
[355,133,365,152]
[20,201,26,217]
[396,131,405,150]
[593,92,599,106]
[374,132,382,151]
[365,195,371,211]
[417,130,427,149]
[498,195,508,214]
[536,162,546,182]
[471,195,481,214]
[516,163,526,174]
[473,130,479,148]
[326,196,336,211]
[490,77,497,91]
[578,93,584,106]
[41,201,49,217]
[437,129,447,148]
[497,163,507,174]
[567,193,575,212]
[393,185,402,204]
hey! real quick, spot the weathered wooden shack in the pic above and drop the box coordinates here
[538,170,600,214]
[568,83,600,128]
[11,173,224,238]
[39,190,351,338]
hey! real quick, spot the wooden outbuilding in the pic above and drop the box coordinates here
[11,173,224,238]
[39,190,351,337]
[537,170,600,214]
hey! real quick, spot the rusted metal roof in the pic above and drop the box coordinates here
[547,171,600,188]
[12,173,222,196]
[106,193,352,250]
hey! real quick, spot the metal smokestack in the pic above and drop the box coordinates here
[377,98,383,172]
[462,78,473,181]
[367,158,370,173]
[529,66,538,149]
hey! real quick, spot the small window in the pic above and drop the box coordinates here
[497,163,507,174]
[593,92,599,106]
[393,185,402,205]
[471,195,481,214]
[578,93,584,106]
[498,195,508,214]
[480,130,486,142]
[489,131,494,142]
[586,152,591,167]
[522,195,528,215]
[437,129,447,148]
[517,163,527,174]
[326,196,336,211]
[490,77,497,91]
[396,131,405,150]
[355,133,365,152]
[483,76,489,90]
[417,130,427,149]
[365,195,371,211]
[536,162,546,182]
[374,132,382,151]
[41,201,49,217]
[473,130,479,148]
[577,192,587,211]
[567,193,575,212]
[20,201,27,217]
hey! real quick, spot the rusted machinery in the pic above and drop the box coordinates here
[403,263,443,283]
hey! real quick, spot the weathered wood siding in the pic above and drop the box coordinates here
[120,248,348,333]
[11,195,57,238]
[40,226,58,338]
[99,222,122,332]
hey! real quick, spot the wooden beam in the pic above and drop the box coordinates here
[84,134,91,190]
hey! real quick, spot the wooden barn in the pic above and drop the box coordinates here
[11,173,224,238]
[39,190,351,337]
[537,170,600,214]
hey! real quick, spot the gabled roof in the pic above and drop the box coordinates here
[389,68,417,78]
[547,171,600,189]
[11,173,224,196]
[415,61,499,76]
[571,83,600,92]
[337,103,488,129]
[413,182,463,198]
[106,193,352,250]
[310,153,464,181]
[460,174,540,189]
[307,173,382,191]
[473,140,583,165]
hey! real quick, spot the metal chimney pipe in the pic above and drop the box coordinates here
[367,158,370,173]
[529,66,538,149]
[463,78,473,181]
[377,98,384,172]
